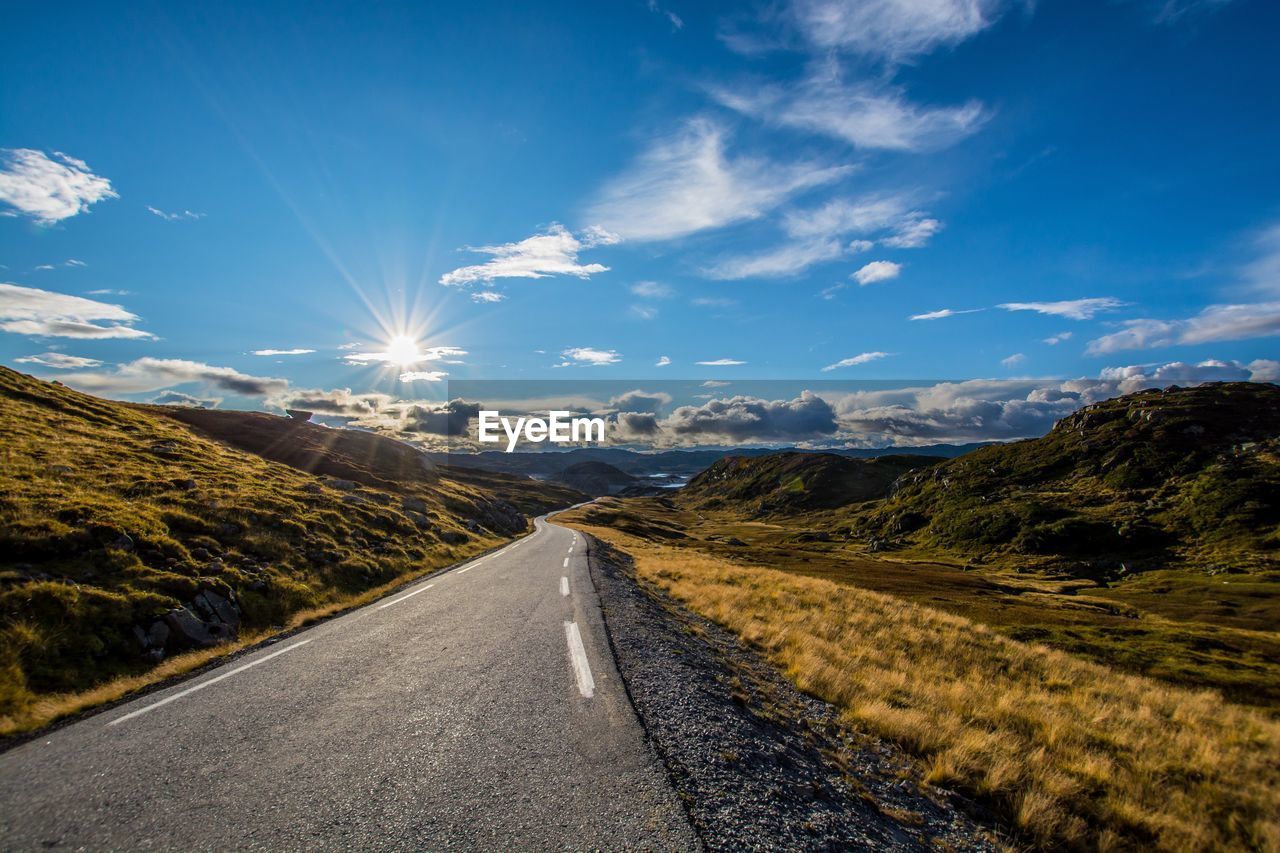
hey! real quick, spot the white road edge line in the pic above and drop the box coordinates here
[379,583,435,609]
[107,639,313,727]
[560,576,570,596]
[564,621,595,699]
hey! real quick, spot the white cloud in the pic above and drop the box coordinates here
[1001,352,1026,368]
[707,195,934,280]
[470,290,506,303]
[1086,302,1280,354]
[1043,331,1073,345]
[910,307,980,320]
[0,283,154,339]
[882,215,943,248]
[251,348,315,356]
[35,264,54,271]
[706,239,847,280]
[399,371,448,382]
[1242,221,1280,296]
[852,260,901,285]
[785,0,1013,62]
[147,206,205,221]
[266,387,391,418]
[709,63,986,152]
[59,358,287,397]
[343,345,467,364]
[631,280,674,298]
[655,355,672,367]
[439,224,617,286]
[1098,359,1265,384]
[85,288,129,296]
[696,358,746,366]
[692,296,738,307]
[0,149,117,223]
[822,351,892,371]
[64,259,86,267]
[13,352,102,369]
[999,297,1126,320]
[586,118,851,242]
[561,347,621,366]
[629,304,659,320]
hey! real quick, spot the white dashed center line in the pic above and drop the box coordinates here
[562,557,569,568]
[379,583,434,609]
[107,639,313,727]
[564,621,595,699]
[560,576,570,596]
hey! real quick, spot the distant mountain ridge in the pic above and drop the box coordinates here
[430,442,993,480]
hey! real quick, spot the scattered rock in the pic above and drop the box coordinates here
[322,478,360,491]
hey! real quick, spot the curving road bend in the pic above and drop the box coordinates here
[0,517,698,851]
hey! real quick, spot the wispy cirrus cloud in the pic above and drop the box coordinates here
[439,224,617,286]
[910,307,981,320]
[586,118,851,242]
[999,297,1126,320]
[708,61,987,152]
[706,195,937,280]
[147,206,205,221]
[0,149,117,223]
[696,357,746,366]
[0,283,154,339]
[59,358,287,397]
[343,345,466,364]
[1086,302,1280,354]
[470,290,506,303]
[783,0,1015,62]
[822,351,892,371]
[251,348,315,356]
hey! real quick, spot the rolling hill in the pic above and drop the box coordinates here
[680,452,939,515]
[0,367,581,735]
[858,381,1280,575]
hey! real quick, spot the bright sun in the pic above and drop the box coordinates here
[384,335,422,366]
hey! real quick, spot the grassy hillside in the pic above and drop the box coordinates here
[681,451,938,515]
[0,367,579,735]
[859,382,1280,576]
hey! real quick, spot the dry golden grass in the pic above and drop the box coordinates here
[566,519,1280,851]
[0,551,492,737]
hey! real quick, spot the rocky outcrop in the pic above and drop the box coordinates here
[134,589,242,661]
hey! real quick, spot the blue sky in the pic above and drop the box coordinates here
[1,0,1277,443]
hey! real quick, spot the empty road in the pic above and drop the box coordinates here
[0,517,698,850]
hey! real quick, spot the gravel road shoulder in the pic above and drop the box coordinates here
[585,535,1006,851]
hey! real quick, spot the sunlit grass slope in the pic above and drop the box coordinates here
[0,367,576,736]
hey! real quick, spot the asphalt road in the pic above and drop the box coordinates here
[0,517,699,851]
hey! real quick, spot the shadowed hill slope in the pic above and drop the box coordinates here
[549,461,637,496]
[148,404,584,515]
[0,367,578,735]
[681,452,939,515]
